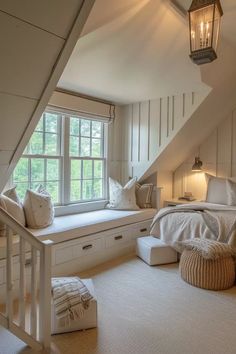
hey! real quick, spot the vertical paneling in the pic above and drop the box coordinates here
[140,101,149,162]
[232,110,236,176]
[217,115,232,177]
[174,108,236,199]
[149,99,160,161]
[161,97,168,146]
[120,90,205,184]
[132,103,139,162]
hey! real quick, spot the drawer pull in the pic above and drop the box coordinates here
[82,244,93,250]
[114,235,123,240]
[140,228,147,232]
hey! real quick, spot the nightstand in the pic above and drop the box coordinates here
[164,198,200,207]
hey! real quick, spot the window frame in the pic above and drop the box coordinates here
[12,108,108,207]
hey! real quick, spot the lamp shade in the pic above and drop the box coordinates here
[192,157,203,171]
[188,0,223,65]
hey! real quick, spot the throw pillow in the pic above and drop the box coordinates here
[135,183,154,208]
[0,195,26,236]
[23,186,54,229]
[107,177,140,210]
[3,186,21,204]
[226,179,236,205]
[205,173,228,205]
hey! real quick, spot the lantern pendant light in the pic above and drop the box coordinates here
[188,0,223,65]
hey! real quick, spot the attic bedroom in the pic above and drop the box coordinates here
[0,0,236,353]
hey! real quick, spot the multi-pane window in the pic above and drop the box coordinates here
[69,118,105,202]
[12,110,107,205]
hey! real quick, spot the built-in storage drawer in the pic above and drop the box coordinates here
[53,237,104,266]
[132,220,152,239]
[73,238,103,258]
[105,229,131,248]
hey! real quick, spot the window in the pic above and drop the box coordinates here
[12,110,107,205]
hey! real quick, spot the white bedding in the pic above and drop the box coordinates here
[150,202,236,248]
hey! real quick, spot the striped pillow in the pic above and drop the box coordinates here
[135,183,154,209]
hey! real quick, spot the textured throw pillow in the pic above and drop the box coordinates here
[23,186,54,229]
[135,183,154,208]
[3,186,21,204]
[226,179,236,205]
[0,195,26,236]
[107,177,140,210]
[205,173,228,205]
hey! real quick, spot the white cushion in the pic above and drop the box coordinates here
[51,278,97,334]
[136,236,178,265]
[0,195,25,236]
[107,177,139,210]
[23,188,54,229]
[205,174,228,205]
[226,179,236,205]
[30,209,156,243]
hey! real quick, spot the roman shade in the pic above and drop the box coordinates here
[49,90,115,123]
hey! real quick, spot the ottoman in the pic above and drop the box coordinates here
[136,236,178,265]
[51,278,97,334]
[179,238,236,290]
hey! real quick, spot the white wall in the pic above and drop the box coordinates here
[119,90,208,184]
[174,108,236,200]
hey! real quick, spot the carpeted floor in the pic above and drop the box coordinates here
[1,253,236,354]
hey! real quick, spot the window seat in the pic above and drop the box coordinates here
[30,208,157,244]
[0,208,157,260]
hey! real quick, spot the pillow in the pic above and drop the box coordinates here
[135,183,154,208]
[0,195,26,236]
[205,173,228,205]
[4,186,21,204]
[226,179,236,205]
[23,186,54,229]
[107,177,140,210]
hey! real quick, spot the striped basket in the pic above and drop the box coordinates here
[180,249,235,290]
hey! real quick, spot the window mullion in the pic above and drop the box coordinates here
[63,115,70,205]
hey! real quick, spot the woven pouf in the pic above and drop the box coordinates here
[180,246,236,291]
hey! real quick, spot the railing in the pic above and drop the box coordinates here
[0,207,53,352]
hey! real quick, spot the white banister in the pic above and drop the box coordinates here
[6,226,13,324]
[39,240,53,350]
[30,247,37,339]
[0,207,53,351]
[19,237,26,329]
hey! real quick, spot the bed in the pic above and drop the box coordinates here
[150,174,236,249]
[150,201,236,249]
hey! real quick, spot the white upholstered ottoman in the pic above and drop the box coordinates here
[51,278,97,334]
[136,236,178,265]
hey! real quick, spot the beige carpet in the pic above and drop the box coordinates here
[1,253,236,354]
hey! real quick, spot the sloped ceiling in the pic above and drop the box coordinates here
[58,0,208,104]
[0,0,95,191]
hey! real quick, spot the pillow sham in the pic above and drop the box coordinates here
[226,179,236,206]
[135,183,154,208]
[23,186,54,229]
[205,173,228,205]
[107,177,140,210]
[0,195,26,236]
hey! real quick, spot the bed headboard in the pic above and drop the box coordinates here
[151,187,162,210]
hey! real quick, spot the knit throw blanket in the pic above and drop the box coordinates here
[51,277,93,328]
[176,238,236,260]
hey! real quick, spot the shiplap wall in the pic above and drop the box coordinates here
[120,91,207,184]
[173,108,236,200]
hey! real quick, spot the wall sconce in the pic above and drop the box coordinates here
[188,0,223,65]
[192,157,203,171]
